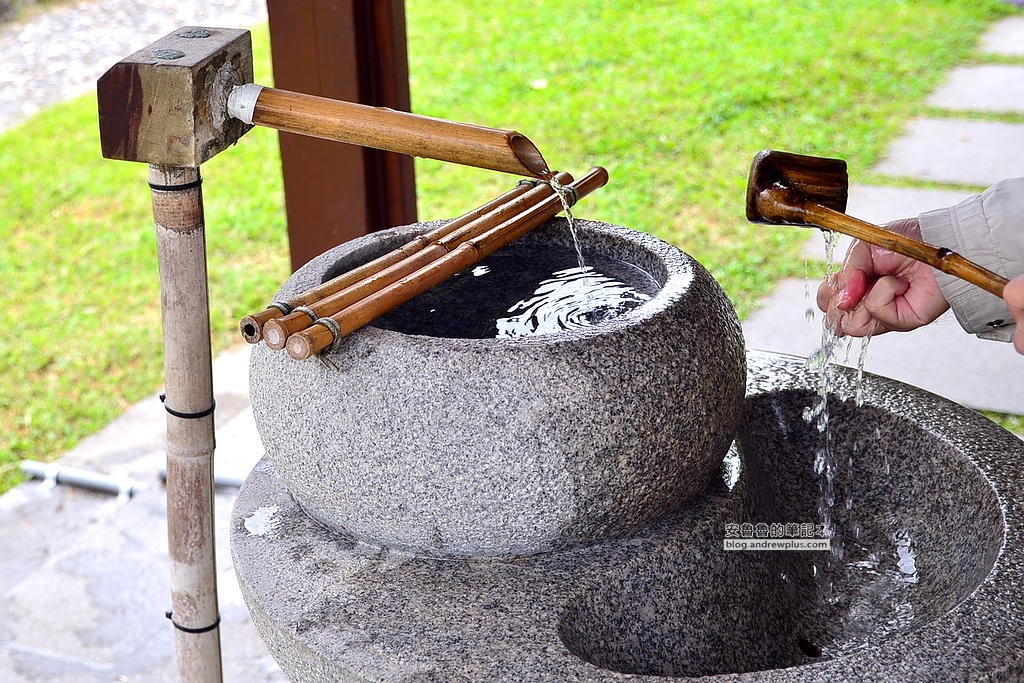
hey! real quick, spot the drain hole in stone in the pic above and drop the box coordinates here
[797,638,821,658]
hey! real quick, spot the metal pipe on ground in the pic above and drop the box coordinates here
[20,460,141,499]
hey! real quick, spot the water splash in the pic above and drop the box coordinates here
[549,175,587,272]
[373,242,659,339]
[496,266,651,338]
[244,505,281,536]
[893,528,919,584]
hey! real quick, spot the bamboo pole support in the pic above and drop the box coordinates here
[228,84,552,180]
[150,164,223,682]
[98,27,257,683]
[286,167,609,360]
[256,172,572,348]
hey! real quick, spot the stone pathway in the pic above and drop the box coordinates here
[0,348,284,683]
[0,0,266,132]
[743,15,1024,417]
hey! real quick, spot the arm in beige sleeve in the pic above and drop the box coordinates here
[918,178,1024,342]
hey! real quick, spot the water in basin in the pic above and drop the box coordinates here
[372,240,658,339]
[557,388,1005,677]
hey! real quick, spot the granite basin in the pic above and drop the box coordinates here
[249,218,746,558]
[232,352,1024,681]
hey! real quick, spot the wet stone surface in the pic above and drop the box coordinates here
[232,352,1024,682]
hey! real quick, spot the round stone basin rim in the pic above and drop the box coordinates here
[248,217,746,559]
[300,217,697,348]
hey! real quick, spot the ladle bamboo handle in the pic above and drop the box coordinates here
[757,185,1009,298]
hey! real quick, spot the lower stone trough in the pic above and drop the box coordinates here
[232,219,1024,681]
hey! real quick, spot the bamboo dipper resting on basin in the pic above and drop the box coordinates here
[285,167,608,360]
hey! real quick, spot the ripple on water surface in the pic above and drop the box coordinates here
[373,241,659,339]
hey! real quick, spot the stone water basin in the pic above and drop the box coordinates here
[233,352,1024,681]
[248,218,746,558]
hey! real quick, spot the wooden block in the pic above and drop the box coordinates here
[98,27,254,167]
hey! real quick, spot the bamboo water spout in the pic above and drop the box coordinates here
[228,84,552,180]
[97,25,572,683]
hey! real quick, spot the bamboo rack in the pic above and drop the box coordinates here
[229,84,552,180]
[245,172,572,347]
[282,167,608,360]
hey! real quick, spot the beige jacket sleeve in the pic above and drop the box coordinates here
[918,178,1024,343]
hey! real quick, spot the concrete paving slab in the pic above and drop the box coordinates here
[981,15,1024,56]
[800,185,974,261]
[742,278,1024,415]
[927,65,1024,114]
[0,345,282,682]
[0,482,283,682]
[874,118,1024,187]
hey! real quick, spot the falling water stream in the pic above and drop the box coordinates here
[803,231,918,654]
[549,175,588,272]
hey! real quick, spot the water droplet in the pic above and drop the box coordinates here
[244,505,281,536]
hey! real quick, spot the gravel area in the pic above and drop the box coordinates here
[0,0,266,132]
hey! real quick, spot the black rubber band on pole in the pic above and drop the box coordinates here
[165,610,220,634]
[159,394,216,420]
[148,177,204,193]
[313,316,344,355]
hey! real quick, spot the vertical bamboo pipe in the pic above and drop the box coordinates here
[148,165,223,683]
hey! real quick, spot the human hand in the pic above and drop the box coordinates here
[1005,275,1024,355]
[815,218,950,337]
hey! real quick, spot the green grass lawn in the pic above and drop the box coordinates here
[0,0,1016,490]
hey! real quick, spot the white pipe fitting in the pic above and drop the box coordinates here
[227,83,264,124]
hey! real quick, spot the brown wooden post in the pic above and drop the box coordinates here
[266,0,417,271]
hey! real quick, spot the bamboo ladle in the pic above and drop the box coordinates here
[746,150,1009,298]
